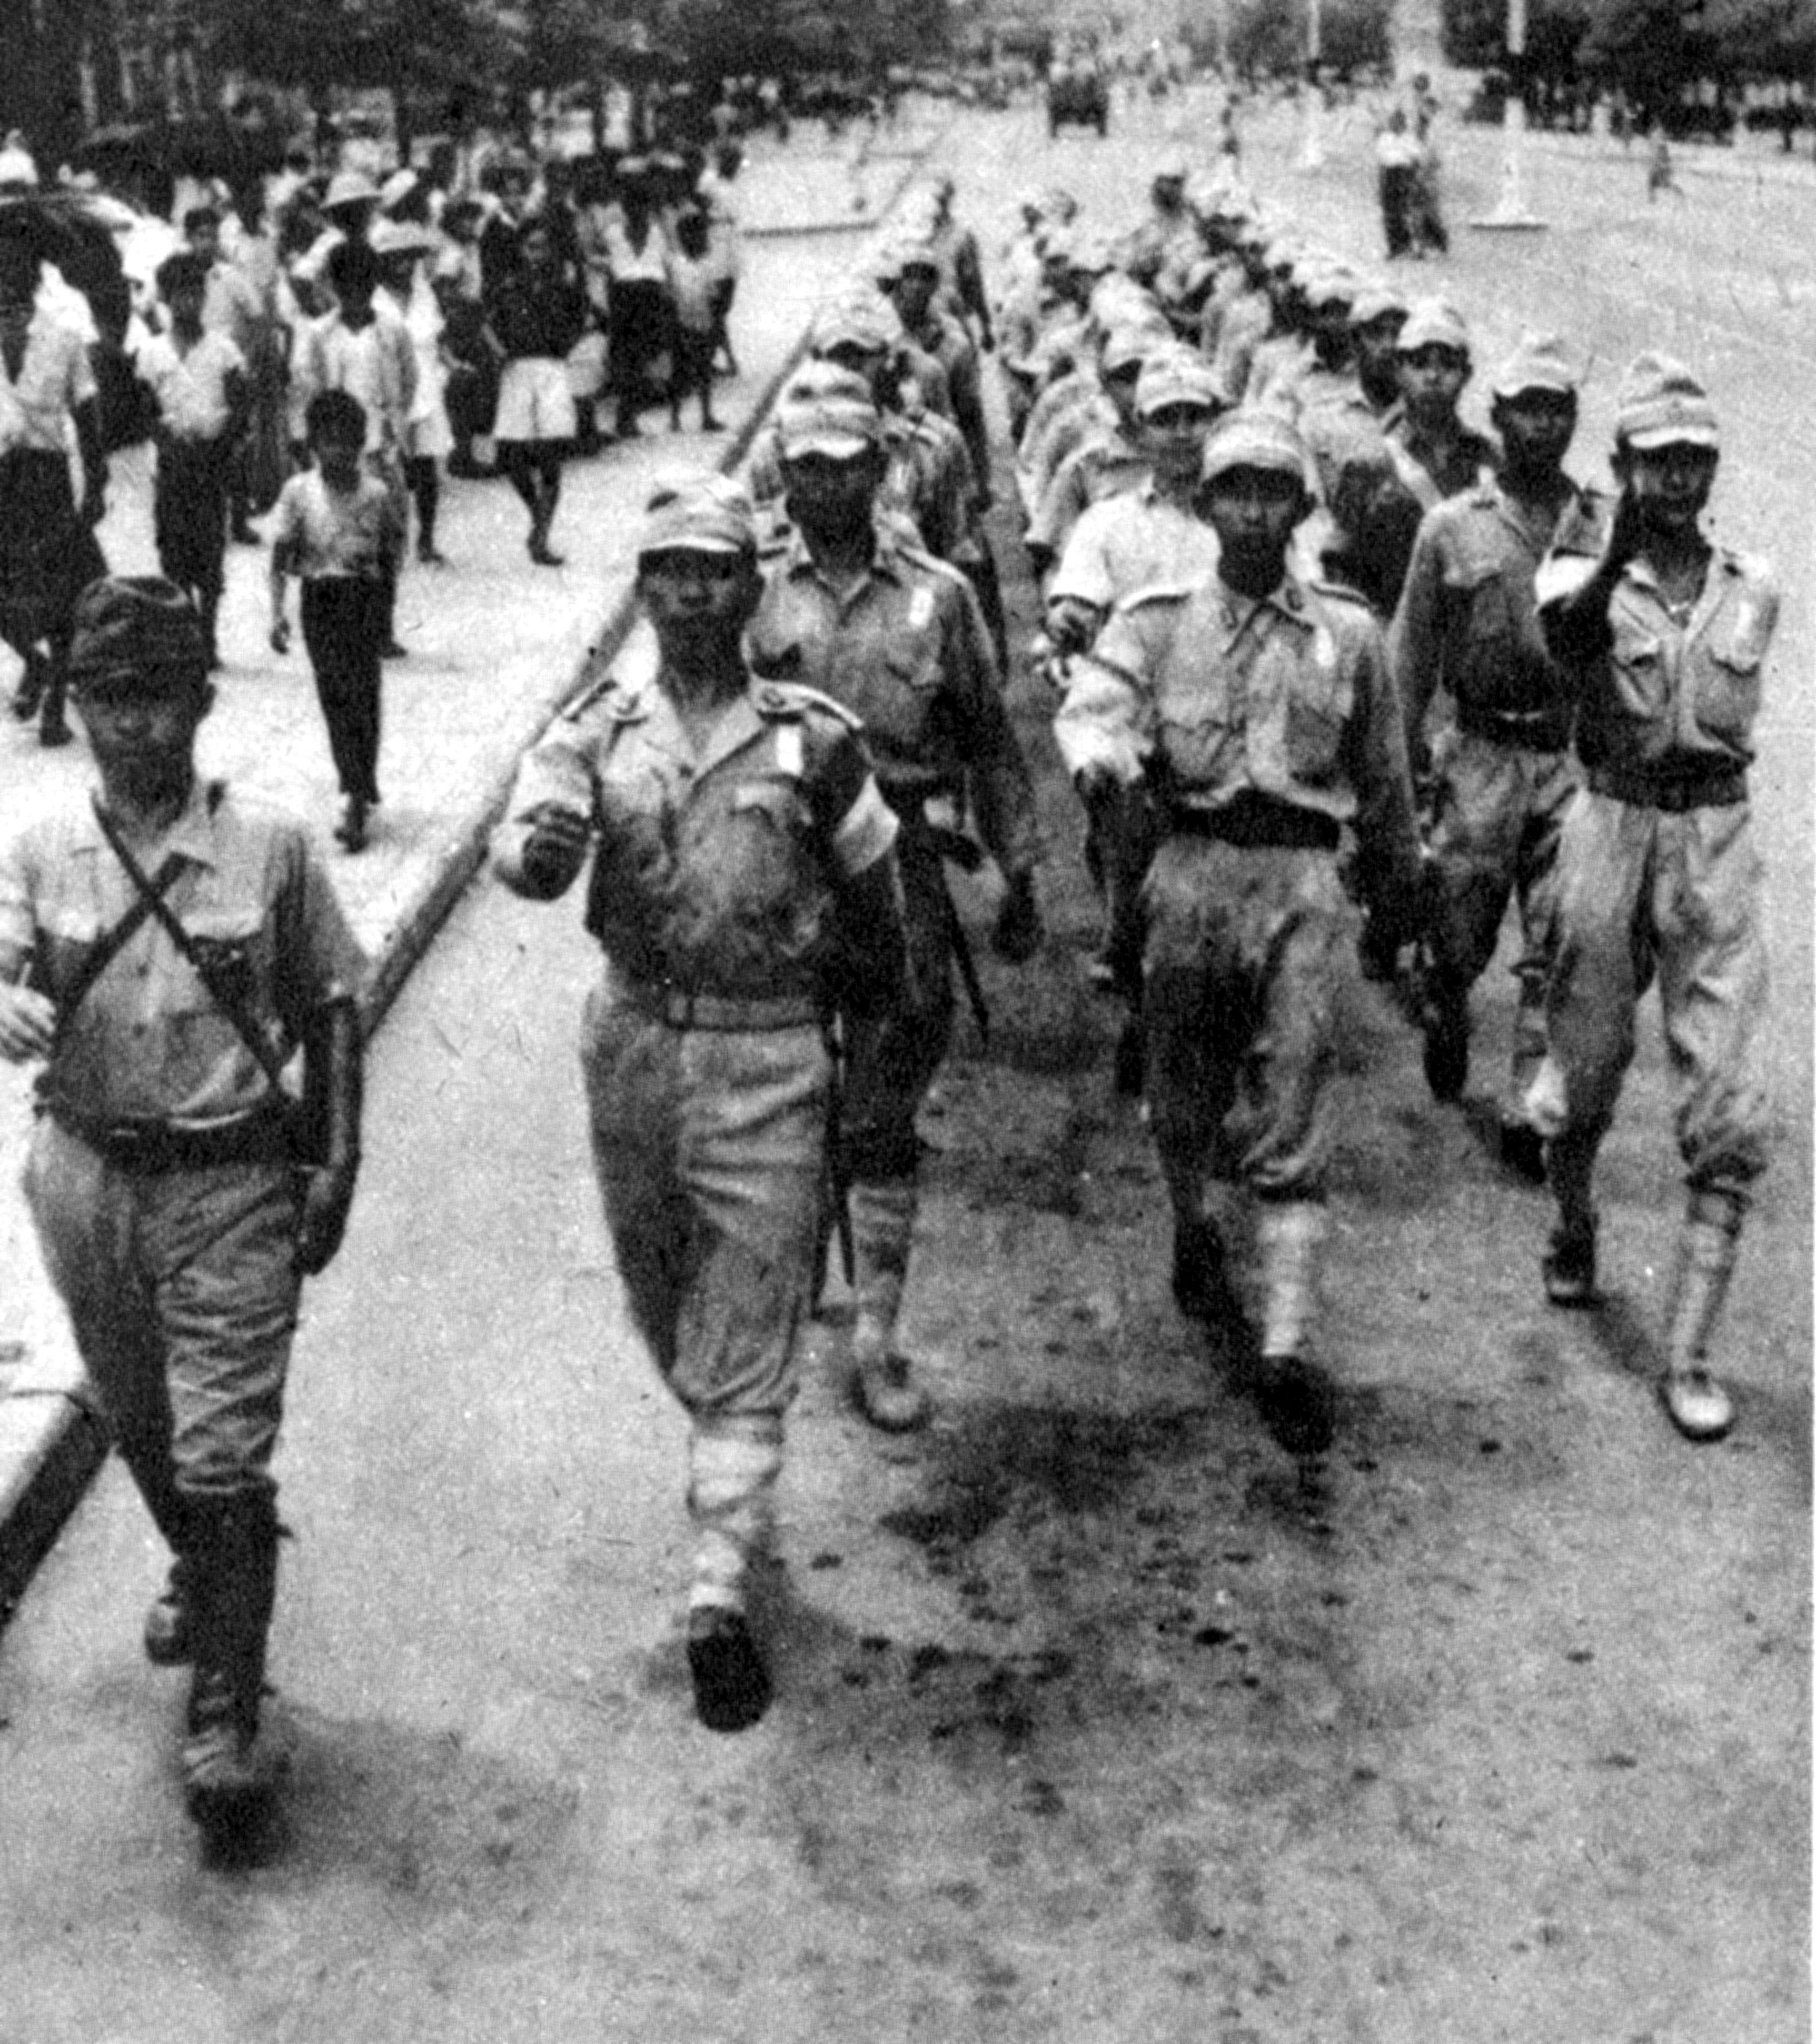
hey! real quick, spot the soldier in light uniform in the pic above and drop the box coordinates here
[1059,413,1421,1455]
[1390,332,1604,1177]
[1527,356,1776,1445]
[881,224,993,511]
[747,368,1042,1430]
[1047,345,1226,1057]
[0,576,365,1841]
[1025,319,1167,582]
[494,475,911,1729]
[1335,296,1498,618]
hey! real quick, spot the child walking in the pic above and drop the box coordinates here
[666,210,723,433]
[267,390,404,852]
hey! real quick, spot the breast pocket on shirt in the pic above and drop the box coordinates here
[1697,626,1763,749]
[1610,619,1668,721]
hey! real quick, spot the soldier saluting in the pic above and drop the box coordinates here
[494,474,911,1732]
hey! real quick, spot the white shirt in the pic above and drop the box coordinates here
[135,327,245,441]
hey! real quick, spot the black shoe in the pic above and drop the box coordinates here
[380,638,408,660]
[1422,1006,1468,1102]
[334,797,369,853]
[11,666,43,720]
[38,711,72,749]
[1499,1119,1547,1185]
[231,521,259,545]
[687,1608,771,1733]
[1254,1351,1336,1458]
[528,539,565,567]
[1542,1217,1597,1308]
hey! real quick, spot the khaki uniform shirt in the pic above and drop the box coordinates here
[1028,420,1149,562]
[1391,476,1605,740]
[495,674,899,1004]
[1535,538,1778,782]
[747,531,1038,878]
[1048,477,1220,619]
[0,778,363,1126]
[1058,570,1421,916]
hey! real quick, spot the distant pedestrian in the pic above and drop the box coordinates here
[136,251,249,669]
[1375,111,1421,261]
[1646,126,1683,200]
[0,203,109,748]
[664,210,722,433]
[267,390,404,851]
[485,217,591,565]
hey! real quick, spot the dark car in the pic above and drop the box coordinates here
[1048,63,1109,136]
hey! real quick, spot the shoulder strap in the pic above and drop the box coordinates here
[90,797,289,1100]
[48,852,186,1048]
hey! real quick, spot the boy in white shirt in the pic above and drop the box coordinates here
[135,252,249,669]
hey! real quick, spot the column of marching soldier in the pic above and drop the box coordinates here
[0,151,1778,1842]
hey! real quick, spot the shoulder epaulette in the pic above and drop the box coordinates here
[1114,580,1197,616]
[753,680,865,732]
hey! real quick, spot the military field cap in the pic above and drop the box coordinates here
[322,168,380,212]
[0,145,38,191]
[1067,232,1118,276]
[1184,169,1229,217]
[1397,296,1471,355]
[1101,321,1163,376]
[1302,263,1364,312]
[1135,346,1228,417]
[1491,329,1579,400]
[776,362,881,460]
[1616,350,1718,449]
[70,576,209,690]
[889,223,943,274]
[636,473,757,559]
[812,288,902,356]
[1198,407,1315,490]
[1349,279,1408,327]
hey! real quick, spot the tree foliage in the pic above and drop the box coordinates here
[1442,0,1816,77]
[1223,0,1394,76]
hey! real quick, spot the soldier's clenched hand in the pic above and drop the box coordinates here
[0,983,56,1063]
[518,802,591,899]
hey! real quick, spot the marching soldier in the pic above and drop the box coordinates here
[1528,356,1775,1444]
[747,367,1041,1430]
[0,576,365,1842]
[1390,332,1604,1178]
[493,475,911,1729]
[1059,413,1421,1455]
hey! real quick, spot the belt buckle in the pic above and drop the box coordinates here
[106,1119,167,1163]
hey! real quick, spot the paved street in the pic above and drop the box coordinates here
[0,95,1808,2044]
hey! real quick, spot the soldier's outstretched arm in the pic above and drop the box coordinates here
[493,724,596,901]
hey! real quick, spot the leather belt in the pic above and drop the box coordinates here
[42,1098,295,1173]
[1586,762,1746,813]
[1457,705,1571,753]
[1168,796,1341,852]
[619,980,823,1032]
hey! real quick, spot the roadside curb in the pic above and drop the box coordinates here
[0,133,940,1633]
